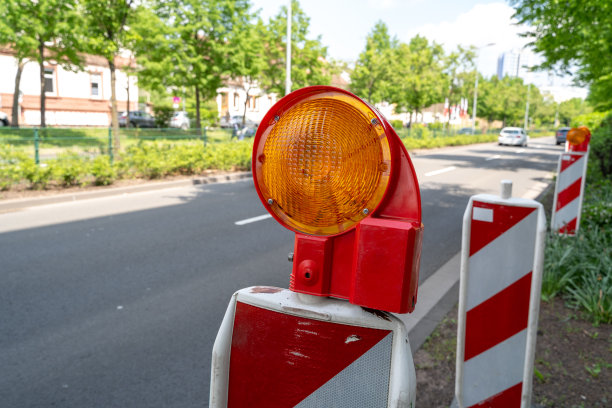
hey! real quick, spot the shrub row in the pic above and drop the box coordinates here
[0,140,253,191]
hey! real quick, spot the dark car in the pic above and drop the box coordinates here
[555,127,570,145]
[119,111,156,128]
[0,111,10,127]
[457,127,473,135]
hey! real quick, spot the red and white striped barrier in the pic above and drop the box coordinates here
[210,287,416,408]
[551,150,589,235]
[455,181,546,408]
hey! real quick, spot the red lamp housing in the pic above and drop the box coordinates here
[252,86,423,313]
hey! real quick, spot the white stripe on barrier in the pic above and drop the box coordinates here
[558,155,585,191]
[472,207,493,222]
[553,197,580,229]
[466,211,538,310]
[295,333,393,407]
[462,330,527,407]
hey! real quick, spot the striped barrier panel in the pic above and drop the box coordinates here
[455,181,546,408]
[210,287,416,408]
[551,150,589,235]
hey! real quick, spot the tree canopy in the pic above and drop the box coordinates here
[511,0,612,110]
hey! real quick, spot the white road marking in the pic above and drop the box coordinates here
[235,214,272,225]
[424,166,457,177]
[515,148,525,153]
[486,155,501,161]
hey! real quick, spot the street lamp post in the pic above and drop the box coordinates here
[285,0,292,96]
[471,43,495,135]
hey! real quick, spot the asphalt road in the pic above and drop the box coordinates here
[0,137,562,407]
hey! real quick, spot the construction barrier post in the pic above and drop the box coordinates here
[455,180,546,408]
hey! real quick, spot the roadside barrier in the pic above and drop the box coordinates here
[455,180,546,408]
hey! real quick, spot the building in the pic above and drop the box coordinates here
[216,78,278,125]
[0,47,138,127]
[496,51,522,79]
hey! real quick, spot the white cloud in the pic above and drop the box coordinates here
[403,3,528,53]
[401,2,588,100]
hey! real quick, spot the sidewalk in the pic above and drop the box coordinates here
[0,171,251,213]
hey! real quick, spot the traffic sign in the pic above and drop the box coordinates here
[455,181,546,408]
[209,287,416,408]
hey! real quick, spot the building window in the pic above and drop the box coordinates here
[91,73,101,97]
[44,68,55,94]
[233,93,239,109]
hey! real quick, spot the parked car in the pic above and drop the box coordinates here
[0,111,10,127]
[119,111,156,128]
[457,127,473,135]
[555,127,571,145]
[498,127,528,146]
[170,111,190,130]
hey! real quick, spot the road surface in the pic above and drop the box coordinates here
[0,137,562,407]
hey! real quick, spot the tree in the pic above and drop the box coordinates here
[478,75,529,127]
[137,0,253,133]
[261,0,331,97]
[0,0,82,128]
[390,36,446,126]
[82,0,137,151]
[229,18,266,127]
[350,21,397,104]
[558,98,592,126]
[443,45,476,124]
[511,0,612,110]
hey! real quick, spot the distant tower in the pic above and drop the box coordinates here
[497,50,521,79]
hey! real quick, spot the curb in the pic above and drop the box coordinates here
[0,172,252,213]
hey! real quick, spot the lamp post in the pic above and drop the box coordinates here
[285,0,292,96]
[471,43,495,135]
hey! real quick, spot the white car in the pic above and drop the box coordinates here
[498,127,528,146]
[169,111,190,130]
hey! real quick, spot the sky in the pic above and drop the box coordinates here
[251,0,588,102]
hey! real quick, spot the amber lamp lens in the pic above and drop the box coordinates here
[567,127,587,145]
[255,92,391,236]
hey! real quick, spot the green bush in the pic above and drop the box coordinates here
[571,110,610,130]
[22,160,53,189]
[91,156,116,186]
[587,114,612,184]
[582,181,612,229]
[428,122,444,131]
[390,120,404,130]
[0,146,29,190]
[153,105,174,128]
[52,153,89,186]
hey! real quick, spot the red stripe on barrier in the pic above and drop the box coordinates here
[560,154,581,172]
[228,302,391,407]
[559,218,577,235]
[556,177,582,211]
[470,203,536,256]
[464,272,532,361]
[469,382,523,407]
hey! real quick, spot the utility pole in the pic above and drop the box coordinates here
[285,0,292,96]
[472,43,495,135]
[524,82,531,130]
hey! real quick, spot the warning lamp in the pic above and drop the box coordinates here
[253,86,423,313]
[566,126,591,152]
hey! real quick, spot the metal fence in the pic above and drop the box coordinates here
[0,126,237,164]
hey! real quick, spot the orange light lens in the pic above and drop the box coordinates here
[567,127,588,145]
[254,91,391,236]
